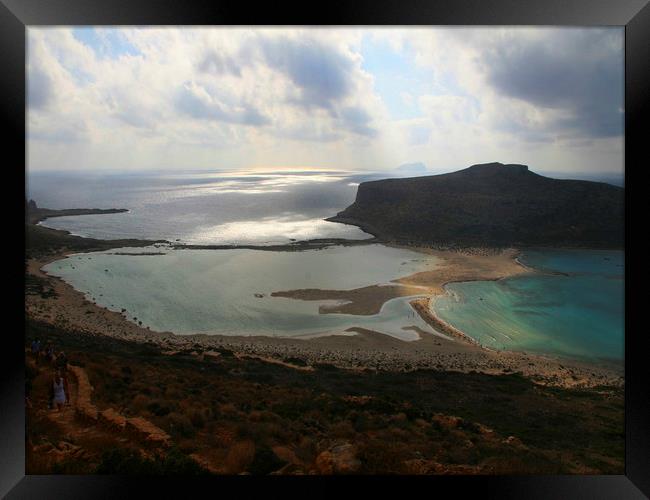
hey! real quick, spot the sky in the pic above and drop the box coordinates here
[27,27,624,175]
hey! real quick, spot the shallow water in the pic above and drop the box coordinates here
[43,244,445,341]
[28,170,382,244]
[432,249,624,362]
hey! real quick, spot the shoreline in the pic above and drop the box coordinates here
[271,246,531,316]
[26,245,623,389]
[409,297,481,347]
[28,206,129,225]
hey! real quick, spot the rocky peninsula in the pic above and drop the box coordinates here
[327,162,624,249]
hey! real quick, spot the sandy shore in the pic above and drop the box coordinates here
[25,247,623,390]
[272,246,529,315]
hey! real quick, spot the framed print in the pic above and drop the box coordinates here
[3,0,648,498]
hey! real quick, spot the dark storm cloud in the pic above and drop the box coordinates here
[259,36,355,111]
[479,29,623,139]
[175,84,270,126]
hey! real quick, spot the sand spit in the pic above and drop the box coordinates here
[25,247,622,390]
[270,247,530,315]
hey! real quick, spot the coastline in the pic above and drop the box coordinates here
[26,245,623,390]
[270,245,529,318]
[28,206,129,225]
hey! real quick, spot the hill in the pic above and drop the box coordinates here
[327,162,624,248]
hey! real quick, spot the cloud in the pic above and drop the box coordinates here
[419,94,480,128]
[259,36,356,111]
[339,106,378,137]
[197,50,243,77]
[394,162,428,175]
[175,81,270,126]
[29,119,90,143]
[405,124,431,146]
[278,126,342,143]
[252,33,380,137]
[385,27,623,145]
[478,29,623,139]
[27,64,52,109]
[26,27,623,175]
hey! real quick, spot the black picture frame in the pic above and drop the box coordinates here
[4,0,647,497]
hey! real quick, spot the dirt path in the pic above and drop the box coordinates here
[28,356,171,471]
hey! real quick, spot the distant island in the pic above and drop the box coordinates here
[327,162,624,249]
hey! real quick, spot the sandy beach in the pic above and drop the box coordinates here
[25,245,623,390]
[272,246,528,315]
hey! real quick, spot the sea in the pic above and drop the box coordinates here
[29,169,624,362]
[432,249,624,362]
[27,169,381,245]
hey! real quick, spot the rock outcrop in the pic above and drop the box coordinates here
[314,441,361,474]
[328,162,624,248]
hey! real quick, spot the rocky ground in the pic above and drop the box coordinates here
[25,318,624,475]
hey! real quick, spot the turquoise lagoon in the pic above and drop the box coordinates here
[43,244,444,341]
[432,249,624,362]
[44,245,624,362]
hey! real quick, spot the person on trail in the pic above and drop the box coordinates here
[51,370,69,411]
[45,343,55,364]
[30,339,41,362]
[55,351,68,373]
